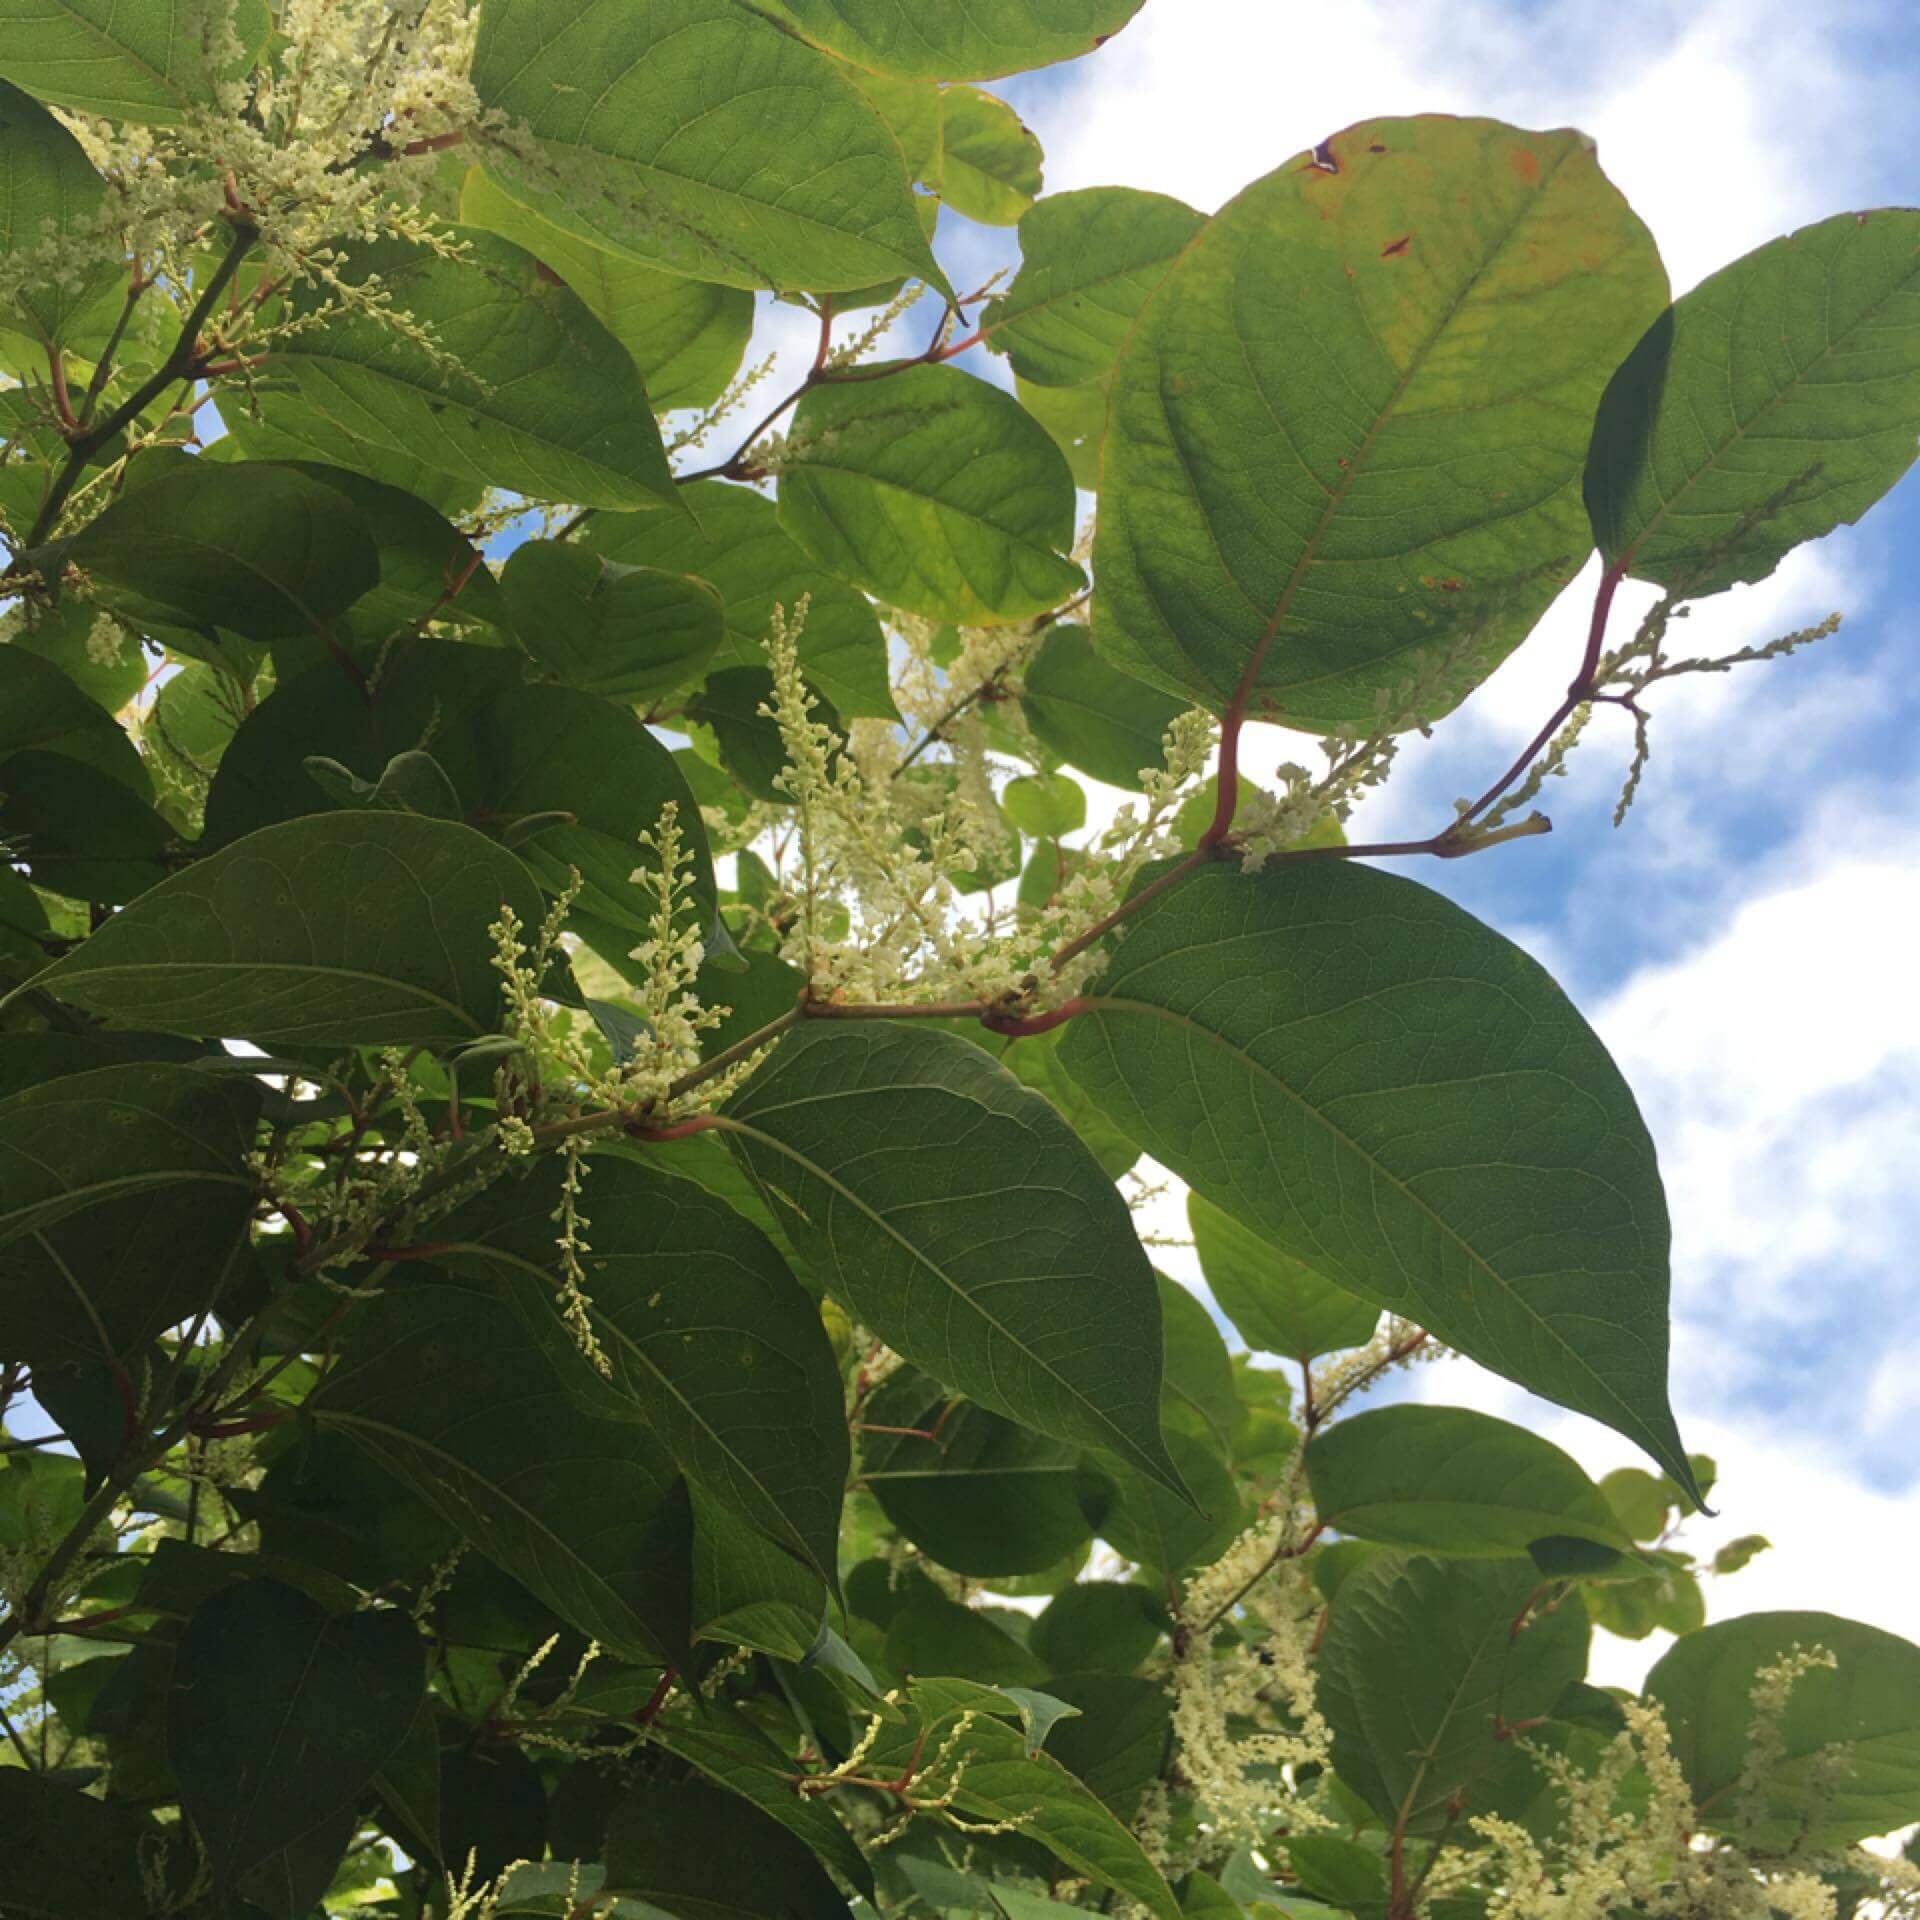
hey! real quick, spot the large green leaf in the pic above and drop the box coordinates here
[1318,1553,1589,1836]
[311,1272,693,1666]
[1094,116,1668,727]
[201,639,521,845]
[1030,1581,1165,1676]
[71,460,381,644]
[275,228,681,510]
[0,749,171,903]
[748,0,1146,81]
[0,642,152,793]
[0,77,118,343]
[604,1773,851,1920]
[500,539,723,702]
[1155,1272,1238,1457]
[459,165,754,411]
[1187,1191,1378,1361]
[1058,861,1695,1492]
[651,1706,876,1896]
[777,362,1084,625]
[1646,1612,1920,1850]
[1092,1427,1242,1575]
[32,813,547,1047]
[0,1061,256,1249]
[1019,625,1188,794]
[929,85,1043,226]
[0,1769,152,1918]
[432,1155,847,1594]
[586,481,895,720]
[861,1368,1091,1577]
[0,0,266,121]
[469,0,943,297]
[985,187,1204,388]
[1306,1405,1632,1559]
[1586,208,1920,595]
[279,462,505,645]
[167,1577,423,1883]
[719,1022,1183,1494]
[468,681,719,935]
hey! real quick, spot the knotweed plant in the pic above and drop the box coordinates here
[1,4,1917,1917]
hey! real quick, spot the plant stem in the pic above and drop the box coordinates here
[11,223,258,559]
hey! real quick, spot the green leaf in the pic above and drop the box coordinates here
[1018,623,1189,794]
[1318,1553,1590,1836]
[1155,1273,1238,1457]
[0,78,119,344]
[433,1154,847,1594]
[279,462,505,645]
[720,1022,1184,1495]
[777,362,1084,625]
[0,0,266,121]
[469,0,943,297]
[459,165,754,410]
[372,1696,442,1865]
[994,1684,1084,1757]
[1030,1581,1166,1676]
[1002,772,1086,838]
[686,666,808,805]
[200,639,518,844]
[276,228,682,510]
[586,480,895,720]
[1586,208,1920,595]
[72,460,381,644]
[887,1588,1048,1686]
[1016,372,1108,489]
[931,85,1043,226]
[1306,1405,1633,1559]
[0,1060,256,1249]
[32,813,547,1047]
[651,1705,877,1897]
[7,599,147,714]
[0,641,152,793]
[0,1183,253,1371]
[861,1370,1092,1577]
[748,0,1146,81]
[1713,1534,1772,1576]
[237,1807,357,1920]
[1188,1190,1379,1361]
[1040,1671,1171,1816]
[689,1488,824,1660]
[167,1576,423,1883]
[1059,862,1696,1493]
[0,1768,151,1918]
[311,1272,693,1666]
[501,539,724,702]
[985,187,1204,388]
[604,1772,851,1920]
[0,750,172,903]
[483,680,721,934]
[988,1022,1140,1181]
[1646,1611,1920,1849]
[1598,1466,1672,1542]
[1094,116,1668,727]
[1093,1427,1242,1575]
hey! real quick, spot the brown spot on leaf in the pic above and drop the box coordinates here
[1299,137,1340,176]
[1508,145,1541,185]
[1381,235,1412,258]
[1369,142,1389,154]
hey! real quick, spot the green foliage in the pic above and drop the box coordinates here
[0,9,1914,1918]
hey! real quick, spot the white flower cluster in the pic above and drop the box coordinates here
[1471,1686,1847,1920]
[1168,1514,1333,1853]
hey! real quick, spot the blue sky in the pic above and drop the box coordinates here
[976,0,1920,1678]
